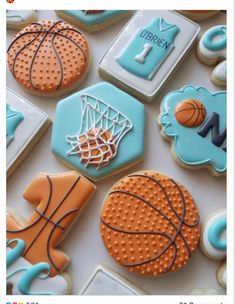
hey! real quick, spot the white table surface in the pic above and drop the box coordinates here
[7,10,226,295]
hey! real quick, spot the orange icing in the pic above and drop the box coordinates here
[100,171,200,276]
[7,171,96,277]
[7,21,90,94]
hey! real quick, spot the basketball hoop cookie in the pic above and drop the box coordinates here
[159,86,226,176]
[55,10,132,33]
[7,171,96,295]
[100,170,200,276]
[51,82,145,181]
[197,25,226,87]
[7,21,90,97]
[7,10,37,29]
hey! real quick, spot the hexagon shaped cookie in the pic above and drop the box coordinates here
[51,82,145,181]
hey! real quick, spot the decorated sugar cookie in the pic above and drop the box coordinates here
[176,10,220,22]
[197,25,227,87]
[7,10,37,29]
[116,17,180,80]
[7,239,70,295]
[200,209,226,260]
[6,103,24,147]
[79,264,145,295]
[217,260,226,289]
[100,171,200,276]
[99,10,200,102]
[56,10,131,33]
[7,171,96,295]
[6,89,51,178]
[7,21,90,97]
[51,82,145,181]
[159,86,226,176]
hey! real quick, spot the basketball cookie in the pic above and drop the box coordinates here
[7,21,90,97]
[51,82,145,181]
[176,10,220,22]
[197,25,226,87]
[7,171,96,295]
[7,10,37,29]
[100,171,200,276]
[159,86,226,176]
[55,10,132,33]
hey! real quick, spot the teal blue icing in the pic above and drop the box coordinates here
[208,217,226,251]
[60,10,127,25]
[6,104,24,146]
[7,239,25,268]
[203,25,226,51]
[116,17,180,80]
[6,239,53,295]
[51,82,145,180]
[160,86,226,173]
[18,262,52,295]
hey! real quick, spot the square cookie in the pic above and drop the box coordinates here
[99,10,200,102]
[79,264,145,295]
[6,89,51,178]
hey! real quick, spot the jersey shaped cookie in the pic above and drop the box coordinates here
[7,171,96,282]
[197,25,226,87]
[159,86,226,176]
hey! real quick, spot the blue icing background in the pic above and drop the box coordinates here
[60,10,127,25]
[51,82,145,180]
[6,104,24,146]
[116,17,180,80]
[160,86,226,173]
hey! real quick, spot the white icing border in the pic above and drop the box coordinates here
[201,210,226,260]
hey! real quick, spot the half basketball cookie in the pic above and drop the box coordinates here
[100,171,200,276]
[159,86,226,176]
[7,21,90,97]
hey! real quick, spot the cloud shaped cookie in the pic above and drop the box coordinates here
[159,86,226,175]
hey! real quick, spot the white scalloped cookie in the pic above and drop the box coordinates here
[7,10,37,29]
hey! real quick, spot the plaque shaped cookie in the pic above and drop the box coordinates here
[51,82,145,181]
[6,89,51,178]
[56,10,131,32]
[159,86,226,176]
[7,171,96,295]
[99,10,200,102]
[100,171,200,276]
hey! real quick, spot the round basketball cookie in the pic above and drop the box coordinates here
[7,21,90,97]
[100,171,200,276]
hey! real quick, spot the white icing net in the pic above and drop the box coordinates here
[66,94,133,169]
